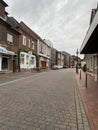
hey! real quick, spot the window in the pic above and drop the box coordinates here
[20,54,25,64]
[26,55,29,64]
[28,39,30,48]
[39,42,43,53]
[22,35,26,46]
[32,41,35,50]
[7,33,13,44]
[31,57,34,64]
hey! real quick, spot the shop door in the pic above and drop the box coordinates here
[42,61,46,69]
[13,60,16,72]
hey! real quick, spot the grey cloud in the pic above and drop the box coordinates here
[5,0,98,55]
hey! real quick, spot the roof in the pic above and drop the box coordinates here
[6,17,20,34]
[61,51,70,56]
[0,0,8,7]
[20,21,42,40]
[80,9,98,54]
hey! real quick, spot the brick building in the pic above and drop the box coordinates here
[18,21,38,71]
[0,0,20,73]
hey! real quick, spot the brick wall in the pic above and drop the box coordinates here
[19,22,38,54]
[0,3,5,19]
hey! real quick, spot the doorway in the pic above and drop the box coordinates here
[2,57,9,71]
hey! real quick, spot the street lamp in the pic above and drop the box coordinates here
[76,49,79,74]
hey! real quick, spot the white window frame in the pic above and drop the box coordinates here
[7,33,13,45]
[31,57,34,64]
[22,35,26,46]
[28,39,30,48]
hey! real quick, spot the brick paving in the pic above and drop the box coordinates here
[76,69,98,130]
[0,71,39,84]
[0,69,91,130]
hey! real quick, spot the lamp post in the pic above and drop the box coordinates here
[76,49,79,74]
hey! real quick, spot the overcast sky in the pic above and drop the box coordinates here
[4,0,98,56]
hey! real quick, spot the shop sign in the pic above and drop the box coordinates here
[0,47,15,55]
[0,47,7,54]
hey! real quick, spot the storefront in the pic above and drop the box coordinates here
[20,51,36,71]
[39,57,50,69]
[0,47,16,72]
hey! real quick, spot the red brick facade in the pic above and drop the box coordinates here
[18,22,38,54]
[0,1,20,73]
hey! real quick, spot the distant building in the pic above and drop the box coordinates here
[62,51,70,67]
[37,39,51,69]
[56,51,64,66]
[51,48,57,67]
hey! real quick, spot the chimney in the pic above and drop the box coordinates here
[0,0,8,21]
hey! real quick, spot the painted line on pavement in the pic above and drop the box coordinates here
[0,72,46,87]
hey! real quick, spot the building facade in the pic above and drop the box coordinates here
[37,39,51,69]
[56,51,64,66]
[18,21,38,71]
[0,0,20,73]
[80,5,98,82]
[51,48,57,67]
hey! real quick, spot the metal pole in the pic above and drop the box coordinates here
[76,49,79,74]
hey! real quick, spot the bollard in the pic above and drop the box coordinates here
[85,73,87,88]
[80,70,81,80]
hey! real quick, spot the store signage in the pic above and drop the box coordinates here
[0,47,15,55]
[0,47,7,54]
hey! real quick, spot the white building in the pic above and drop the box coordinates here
[20,51,36,70]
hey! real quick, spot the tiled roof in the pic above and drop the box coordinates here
[0,0,8,7]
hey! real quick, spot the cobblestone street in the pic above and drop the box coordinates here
[0,69,91,130]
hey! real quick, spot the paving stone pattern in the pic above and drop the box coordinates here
[0,69,91,130]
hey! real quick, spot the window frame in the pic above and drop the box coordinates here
[7,33,13,45]
[22,35,26,46]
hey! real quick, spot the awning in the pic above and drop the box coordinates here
[80,10,98,54]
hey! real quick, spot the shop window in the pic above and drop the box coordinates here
[26,55,29,64]
[31,57,34,64]
[2,57,9,70]
[20,54,25,64]
[7,33,13,45]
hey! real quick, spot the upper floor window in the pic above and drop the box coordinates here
[22,35,26,46]
[32,41,35,50]
[28,39,30,48]
[39,42,43,53]
[7,33,13,45]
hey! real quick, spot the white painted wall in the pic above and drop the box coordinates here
[20,52,36,69]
